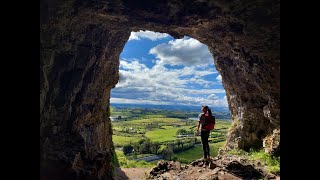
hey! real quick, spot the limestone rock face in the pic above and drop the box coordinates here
[40,0,279,178]
[263,129,280,156]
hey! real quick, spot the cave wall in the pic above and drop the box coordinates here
[40,0,279,179]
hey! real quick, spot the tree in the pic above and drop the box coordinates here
[176,129,188,136]
[177,140,182,150]
[139,141,152,154]
[162,147,174,160]
[151,142,161,154]
[134,138,153,154]
[123,144,133,155]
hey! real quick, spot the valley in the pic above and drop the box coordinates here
[111,104,232,167]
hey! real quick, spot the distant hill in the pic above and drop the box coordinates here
[110,103,231,119]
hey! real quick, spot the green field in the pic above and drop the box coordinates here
[111,107,231,167]
[112,135,141,146]
[145,125,194,142]
[113,117,230,147]
[121,117,181,124]
[115,150,154,168]
[174,141,225,163]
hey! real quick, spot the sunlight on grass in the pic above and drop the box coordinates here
[115,150,154,168]
[112,135,140,146]
[120,118,181,124]
[174,142,225,163]
[226,149,280,174]
[145,126,194,142]
[249,149,280,174]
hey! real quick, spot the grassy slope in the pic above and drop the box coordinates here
[115,150,154,168]
[227,149,280,174]
[145,125,194,142]
[112,135,141,146]
[113,117,231,166]
[174,141,225,163]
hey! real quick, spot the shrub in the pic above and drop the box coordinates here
[123,144,134,155]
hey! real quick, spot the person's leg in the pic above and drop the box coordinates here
[200,131,208,158]
[205,131,210,158]
[203,131,210,158]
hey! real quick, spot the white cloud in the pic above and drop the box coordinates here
[194,70,218,77]
[207,94,218,100]
[110,98,173,105]
[112,59,227,107]
[149,37,214,66]
[216,75,222,82]
[213,96,228,107]
[113,35,227,107]
[196,95,228,107]
[120,60,148,71]
[128,30,169,41]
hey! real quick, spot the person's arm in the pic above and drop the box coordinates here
[197,114,202,132]
[197,121,200,132]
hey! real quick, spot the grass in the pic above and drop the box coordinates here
[145,128,179,142]
[226,149,280,174]
[160,125,175,129]
[112,117,232,168]
[112,126,123,131]
[174,141,225,163]
[145,126,193,142]
[118,118,182,124]
[115,150,154,168]
[215,120,232,129]
[228,149,248,155]
[127,154,154,159]
[210,131,223,137]
[142,115,166,118]
[249,150,280,174]
[228,118,239,132]
[112,135,140,146]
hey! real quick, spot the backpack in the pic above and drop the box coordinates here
[203,113,215,130]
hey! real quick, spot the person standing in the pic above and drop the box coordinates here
[196,105,214,160]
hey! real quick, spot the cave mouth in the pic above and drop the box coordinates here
[40,1,279,178]
[110,30,232,165]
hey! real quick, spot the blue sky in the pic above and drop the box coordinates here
[110,30,228,107]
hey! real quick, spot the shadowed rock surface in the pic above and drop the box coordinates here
[40,0,280,179]
[148,156,277,180]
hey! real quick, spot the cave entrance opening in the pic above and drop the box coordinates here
[110,30,231,166]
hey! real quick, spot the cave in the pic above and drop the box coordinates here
[40,0,280,179]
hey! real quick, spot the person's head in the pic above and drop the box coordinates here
[202,105,212,115]
[201,105,209,113]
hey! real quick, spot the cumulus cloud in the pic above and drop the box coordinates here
[111,59,227,107]
[112,34,227,107]
[149,37,214,66]
[213,96,228,107]
[196,95,228,107]
[216,75,222,82]
[207,94,219,100]
[120,60,148,71]
[110,98,172,105]
[128,30,169,41]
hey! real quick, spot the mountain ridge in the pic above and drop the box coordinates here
[110,103,230,113]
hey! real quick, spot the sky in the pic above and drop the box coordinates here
[110,30,228,107]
